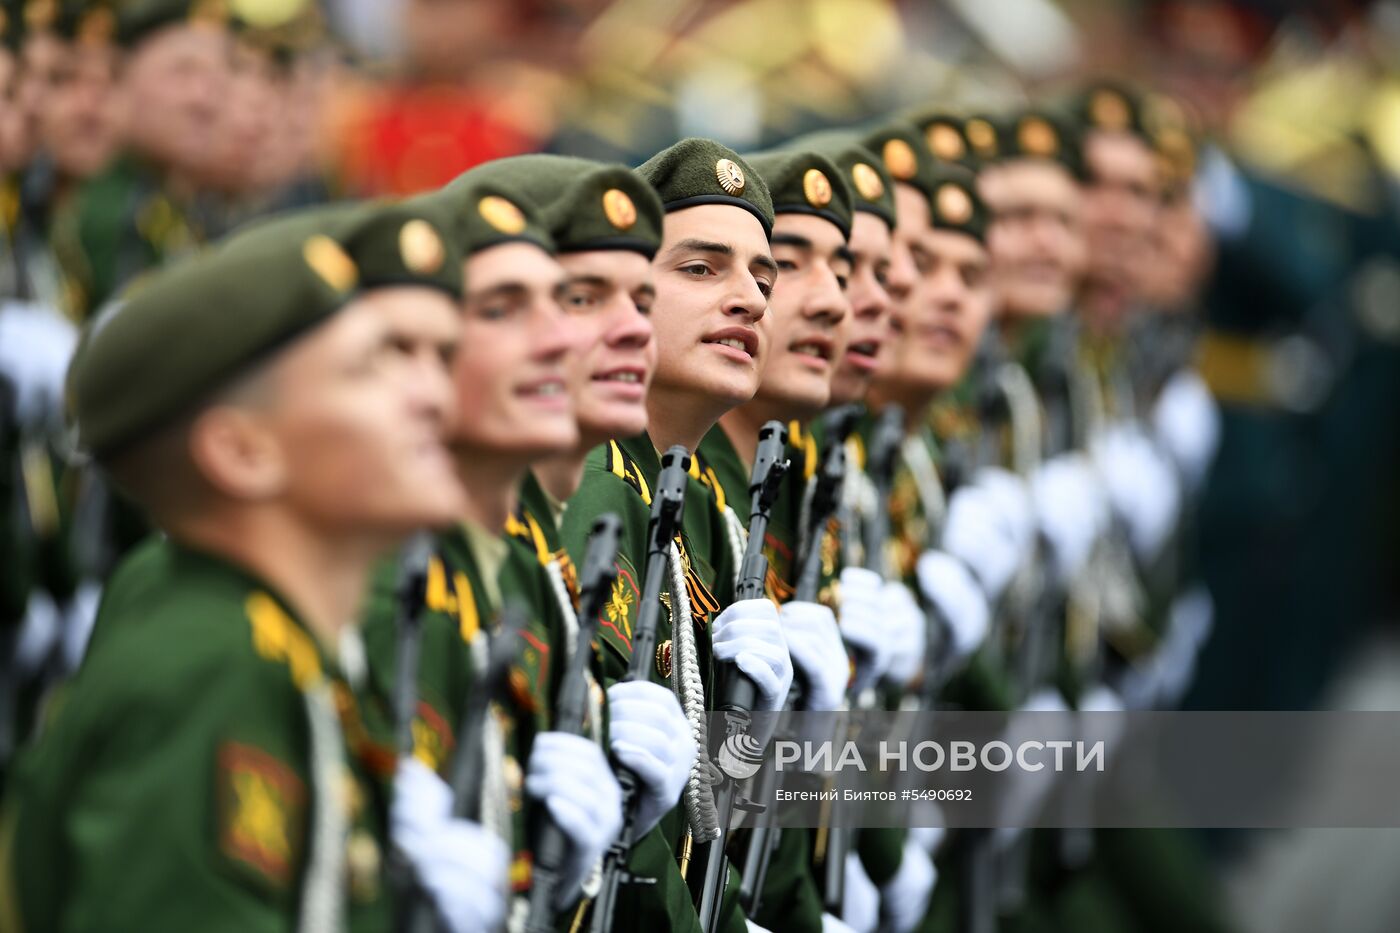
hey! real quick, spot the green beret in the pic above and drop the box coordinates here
[16,0,57,37]
[222,200,463,299]
[333,200,463,298]
[636,137,774,238]
[116,0,228,48]
[54,1,116,43]
[961,115,1002,164]
[1069,79,1152,143]
[861,122,943,205]
[463,154,664,258]
[925,162,988,244]
[908,110,977,167]
[742,148,853,240]
[70,214,359,457]
[1,1,21,50]
[784,129,897,230]
[992,108,1085,180]
[230,0,321,63]
[419,172,556,259]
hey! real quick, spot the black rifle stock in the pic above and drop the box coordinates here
[590,447,691,933]
[406,602,526,933]
[739,407,859,915]
[821,404,904,917]
[525,514,622,932]
[697,422,790,933]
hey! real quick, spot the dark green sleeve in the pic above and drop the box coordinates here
[5,641,317,931]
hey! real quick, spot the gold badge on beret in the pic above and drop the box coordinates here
[602,188,637,230]
[803,168,833,208]
[881,139,917,181]
[302,235,358,293]
[715,158,746,195]
[24,0,57,30]
[936,183,973,225]
[1090,89,1131,131]
[1018,117,1059,157]
[926,123,966,162]
[478,195,526,235]
[190,0,230,27]
[78,7,116,44]
[851,162,884,201]
[655,639,673,679]
[231,0,310,29]
[964,119,997,158]
[399,219,445,274]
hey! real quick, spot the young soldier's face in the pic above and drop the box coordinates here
[204,40,280,194]
[263,288,466,534]
[558,250,657,443]
[982,160,1086,319]
[122,23,227,175]
[829,210,894,405]
[453,243,579,459]
[16,32,63,151]
[40,40,123,180]
[888,184,993,393]
[650,205,776,411]
[1140,194,1212,310]
[1081,131,1161,323]
[756,213,851,418]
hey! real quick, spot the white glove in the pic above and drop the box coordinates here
[1091,425,1181,564]
[974,467,1036,559]
[915,550,990,662]
[14,590,61,677]
[880,839,938,933]
[62,580,102,674]
[780,601,850,712]
[1120,585,1214,710]
[842,851,880,933]
[822,912,859,933]
[1077,685,1127,764]
[1030,455,1106,584]
[393,759,510,933]
[606,681,696,837]
[525,731,624,907]
[907,823,946,856]
[837,568,891,694]
[942,484,1022,603]
[1152,369,1221,495]
[711,598,793,712]
[745,922,774,933]
[881,582,926,688]
[996,688,1072,838]
[0,300,79,426]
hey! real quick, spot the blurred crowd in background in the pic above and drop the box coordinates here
[4,0,1400,928]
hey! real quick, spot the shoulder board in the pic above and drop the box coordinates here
[788,420,819,481]
[424,553,481,644]
[688,449,728,513]
[606,439,651,505]
[504,509,553,567]
[244,592,323,691]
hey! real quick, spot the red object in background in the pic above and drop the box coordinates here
[335,82,540,198]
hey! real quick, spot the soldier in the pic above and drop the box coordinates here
[692,148,866,933]
[357,176,627,930]
[59,0,230,320]
[0,200,475,930]
[457,152,705,932]
[559,138,795,933]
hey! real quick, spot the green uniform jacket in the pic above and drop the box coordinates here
[697,423,827,932]
[360,521,564,900]
[1,539,393,933]
[560,434,745,933]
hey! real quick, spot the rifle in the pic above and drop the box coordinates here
[696,422,790,933]
[590,447,691,933]
[526,514,623,931]
[739,407,859,915]
[405,601,526,933]
[392,534,436,758]
[821,404,904,917]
